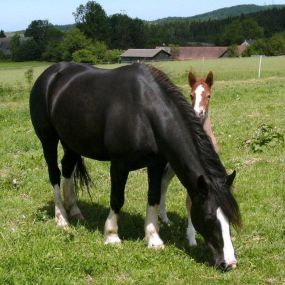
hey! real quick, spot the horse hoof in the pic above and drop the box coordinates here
[55,216,70,229]
[71,213,85,221]
[148,243,165,250]
[104,234,122,245]
[147,236,165,250]
[188,240,197,247]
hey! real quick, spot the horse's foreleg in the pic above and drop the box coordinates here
[145,161,166,249]
[104,161,129,245]
[158,164,175,225]
[186,194,197,246]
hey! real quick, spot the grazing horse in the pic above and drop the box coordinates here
[30,62,241,271]
[159,71,218,247]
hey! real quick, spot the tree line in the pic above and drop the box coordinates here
[1,1,285,62]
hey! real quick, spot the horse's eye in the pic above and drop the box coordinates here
[208,95,211,99]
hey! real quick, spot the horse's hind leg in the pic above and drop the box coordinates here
[42,137,69,228]
[145,160,167,249]
[158,163,175,225]
[61,148,84,221]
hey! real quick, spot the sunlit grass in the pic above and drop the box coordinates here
[0,58,284,284]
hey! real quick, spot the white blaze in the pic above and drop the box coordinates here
[216,207,237,265]
[194,85,204,114]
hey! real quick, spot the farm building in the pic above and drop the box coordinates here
[120,48,171,62]
[174,41,250,60]
[0,38,11,56]
[174,46,229,60]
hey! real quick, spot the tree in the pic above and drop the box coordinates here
[42,27,64,61]
[10,34,40,61]
[73,1,110,43]
[60,28,92,61]
[72,49,96,64]
[220,18,264,45]
[0,30,6,38]
[24,20,51,51]
[267,33,285,56]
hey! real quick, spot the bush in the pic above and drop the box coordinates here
[104,49,122,63]
[245,124,284,153]
[228,44,239,57]
[72,49,97,64]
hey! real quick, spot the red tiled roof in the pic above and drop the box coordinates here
[175,46,228,60]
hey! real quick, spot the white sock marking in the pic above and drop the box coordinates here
[145,205,164,248]
[186,217,197,246]
[63,175,83,218]
[104,209,121,244]
[54,184,69,228]
[216,207,236,265]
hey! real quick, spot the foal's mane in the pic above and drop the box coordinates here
[148,65,241,227]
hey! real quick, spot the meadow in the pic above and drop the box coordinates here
[0,57,284,284]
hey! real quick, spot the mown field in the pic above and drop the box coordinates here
[0,57,284,284]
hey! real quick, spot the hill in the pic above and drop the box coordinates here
[152,4,285,23]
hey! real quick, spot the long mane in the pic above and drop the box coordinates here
[148,65,241,227]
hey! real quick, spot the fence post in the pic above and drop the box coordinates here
[258,55,262,78]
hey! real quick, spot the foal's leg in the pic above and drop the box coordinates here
[145,161,166,249]
[104,161,129,244]
[158,163,175,225]
[42,138,69,228]
[186,194,197,246]
[61,149,84,221]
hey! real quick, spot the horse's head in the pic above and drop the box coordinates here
[190,171,240,271]
[188,71,213,120]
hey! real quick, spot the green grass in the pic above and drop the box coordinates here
[0,58,284,284]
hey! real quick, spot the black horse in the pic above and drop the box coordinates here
[30,62,241,271]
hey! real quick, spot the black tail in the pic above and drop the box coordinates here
[74,156,92,199]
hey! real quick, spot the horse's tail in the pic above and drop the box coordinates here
[74,156,92,199]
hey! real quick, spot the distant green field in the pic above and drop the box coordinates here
[1,56,285,85]
[0,58,284,284]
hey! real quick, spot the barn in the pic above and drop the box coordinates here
[174,46,229,60]
[120,48,171,63]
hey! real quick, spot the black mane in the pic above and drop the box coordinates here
[148,65,241,227]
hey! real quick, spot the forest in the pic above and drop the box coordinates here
[0,1,285,62]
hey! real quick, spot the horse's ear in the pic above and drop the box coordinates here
[188,71,196,88]
[205,71,214,88]
[226,170,236,187]
[197,175,209,196]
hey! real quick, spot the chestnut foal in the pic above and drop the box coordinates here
[158,71,218,246]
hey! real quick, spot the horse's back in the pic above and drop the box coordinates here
[30,62,159,163]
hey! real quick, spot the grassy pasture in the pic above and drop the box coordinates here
[0,58,284,284]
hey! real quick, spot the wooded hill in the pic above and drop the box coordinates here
[152,4,285,23]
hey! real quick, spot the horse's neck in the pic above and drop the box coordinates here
[159,121,206,193]
[202,114,219,153]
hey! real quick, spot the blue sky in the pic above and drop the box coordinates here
[1,0,285,31]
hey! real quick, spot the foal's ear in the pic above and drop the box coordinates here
[188,71,197,88]
[226,170,236,186]
[205,71,214,88]
[197,175,209,196]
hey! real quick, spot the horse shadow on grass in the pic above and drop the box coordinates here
[37,200,212,266]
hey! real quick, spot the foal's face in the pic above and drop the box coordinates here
[190,176,237,271]
[188,71,213,120]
